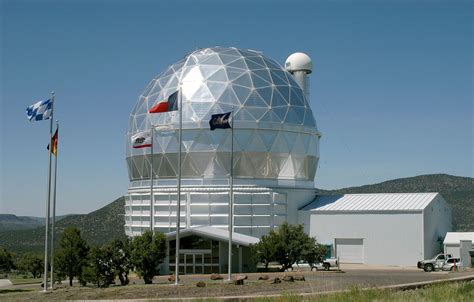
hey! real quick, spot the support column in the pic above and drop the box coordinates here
[238,245,242,273]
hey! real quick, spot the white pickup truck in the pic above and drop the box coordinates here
[417,253,452,272]
[442,257,462,271]
[311,257,339,271]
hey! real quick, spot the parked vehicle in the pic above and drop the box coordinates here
[311,257,339,271]
[442,258,462,271]
[417,253,452,272]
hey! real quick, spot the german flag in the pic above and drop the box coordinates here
[47,127,58,155]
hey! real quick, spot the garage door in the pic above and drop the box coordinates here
[336,238,364,263]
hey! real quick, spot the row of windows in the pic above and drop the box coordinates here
[125,203,287,216]
[126,192,287,205]
[126,225,277,238]
[125,191,288,236]
[126,214,286,227]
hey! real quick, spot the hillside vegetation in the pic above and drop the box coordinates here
[0,197,126,254]
[0,215,44,231]
[0,214,69,232]
[0,174,472,255]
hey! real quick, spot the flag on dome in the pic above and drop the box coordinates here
[26,99,53,121]
[155,125,174,136]
[149,91,178,113]
[209,112,231,130]
[131,130,152,148]
[47,127,59,155]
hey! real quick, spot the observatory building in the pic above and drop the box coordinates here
[125,47,452,272]
[125,47,320,273]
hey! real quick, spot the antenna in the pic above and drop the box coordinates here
[285,52,313,101]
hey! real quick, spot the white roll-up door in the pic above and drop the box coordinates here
[336,238,364,263]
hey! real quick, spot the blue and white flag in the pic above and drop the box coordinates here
[26,99,52,121]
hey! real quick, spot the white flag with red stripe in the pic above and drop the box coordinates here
[131,130,152,148]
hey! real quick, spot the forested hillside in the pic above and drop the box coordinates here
[1,174,471,255]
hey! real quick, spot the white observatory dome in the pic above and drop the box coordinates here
[285,52,313,74]
[125,47,321,238]
[126,47,320,184]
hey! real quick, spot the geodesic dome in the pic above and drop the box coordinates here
[126,47,320,185]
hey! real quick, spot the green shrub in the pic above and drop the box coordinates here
[130,231,166,284]
[55,227,89,286]
[251,223,327,271]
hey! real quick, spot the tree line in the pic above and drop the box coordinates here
[1,223,327,287]
[1,248,44,279]
[0,227,166,287]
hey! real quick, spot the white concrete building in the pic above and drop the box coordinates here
[443,232,474,258]
[299,193,452,266]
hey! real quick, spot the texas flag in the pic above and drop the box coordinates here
[149,91,178,113]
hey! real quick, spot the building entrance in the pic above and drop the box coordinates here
[181,250,209,274]
[169,236,220,274]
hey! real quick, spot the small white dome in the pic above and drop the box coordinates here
[285,52,312,74]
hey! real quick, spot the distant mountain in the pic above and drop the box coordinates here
[0,214,70,231]
[320,174,473,231]
[0,174,472,255]
[0,197,126,254]
[0,214,44,231]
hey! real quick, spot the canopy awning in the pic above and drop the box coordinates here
[166,226,259,247]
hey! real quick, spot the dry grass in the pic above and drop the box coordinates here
[0,271,472,301]
[254,281,474,302]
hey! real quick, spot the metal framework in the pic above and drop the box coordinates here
[126,47,320,183]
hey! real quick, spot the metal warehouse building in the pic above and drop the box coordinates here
[299,193,452,266]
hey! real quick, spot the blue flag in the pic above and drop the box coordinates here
[26,99,52,121]
[209,112,231,130]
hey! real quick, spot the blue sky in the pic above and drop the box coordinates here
[1,0,472,216]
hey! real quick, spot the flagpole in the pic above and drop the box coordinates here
[49,120,58,289]
[43,91,54,292]
[175,52,193,285]
[175,86,183,285]
[227,108,234,281]
[150,126,155,233]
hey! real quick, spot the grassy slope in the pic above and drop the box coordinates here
[320,174,473,231]
[0,197,126,254]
